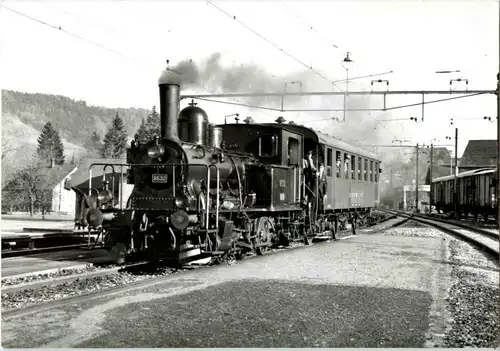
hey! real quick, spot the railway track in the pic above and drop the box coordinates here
[1,211,399,312]
[381,209,499,259]
[1,228,101,258]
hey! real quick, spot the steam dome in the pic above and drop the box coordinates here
[178,102,209,145]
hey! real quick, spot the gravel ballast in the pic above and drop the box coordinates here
[1,268,183,311]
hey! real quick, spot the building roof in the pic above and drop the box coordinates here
[3,163,77,190]
[418,147,452,184]
[460,140,497,167]
[69,158,128,189]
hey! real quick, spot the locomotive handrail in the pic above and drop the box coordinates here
[228,155,243,208]
[103,164,116,207]
[208,164,221,232]
[89,163,128,211]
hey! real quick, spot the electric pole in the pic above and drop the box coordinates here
[429,143,434,213]
[416,143,419,213]
[390,168,394,209]
[497,0,500,230]
[454,128,459,220]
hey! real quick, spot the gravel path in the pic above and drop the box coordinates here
[375,220,499,347]
[75,280,433,348]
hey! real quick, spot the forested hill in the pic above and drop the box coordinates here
[2,89,150,149]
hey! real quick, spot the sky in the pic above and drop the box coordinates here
[0,0,498,158]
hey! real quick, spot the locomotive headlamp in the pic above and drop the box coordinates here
[170,210,198,230]
[170,210,190,230]
[147,144,165,159]
[86,208,104,228]
[97,189,113,204]
[174,193,191,209]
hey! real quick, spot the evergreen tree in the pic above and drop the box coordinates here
[101,112,128,159]
[135,118,148,141]
[135,106,160,142]
[36,122,65,165]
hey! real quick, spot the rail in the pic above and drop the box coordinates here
[382,209,499,259]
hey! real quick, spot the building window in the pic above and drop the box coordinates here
[375,162,379,183]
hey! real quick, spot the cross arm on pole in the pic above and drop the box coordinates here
[180,89,496,99]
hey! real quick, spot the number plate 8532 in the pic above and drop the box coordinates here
[152,174,169,183]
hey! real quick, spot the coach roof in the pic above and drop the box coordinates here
[432,167,496,183]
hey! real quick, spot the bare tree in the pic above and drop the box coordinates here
[2,157,53,217]
[1,133,24,160]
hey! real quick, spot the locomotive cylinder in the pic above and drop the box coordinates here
[158,69,181,143]
[209,125,223,148]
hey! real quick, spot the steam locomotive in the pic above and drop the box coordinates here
[71,65,382,264]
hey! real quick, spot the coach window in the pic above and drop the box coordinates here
[344,154,350,179]
[259,134,278,157]
[351,155,356,179]
[327,148,333,177]
[364,159,368,181]
[357,156,362,180]
[336,151,341,178]
[369,161,374,182]
[288,137,299,166]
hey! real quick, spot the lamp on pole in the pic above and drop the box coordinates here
[224,113,239,124]
[341,52,354,122]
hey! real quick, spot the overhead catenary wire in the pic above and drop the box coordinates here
[275,2,403,138]
[206,0,343,92]
[0,3,278,119]
[0,4,156,69]
[40,1,281,120]
[280,1,339,50]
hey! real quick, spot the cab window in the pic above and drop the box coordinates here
[288,137,299,165]
[259,134,278,157]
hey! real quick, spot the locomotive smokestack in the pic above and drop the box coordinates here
[158,61,181,142]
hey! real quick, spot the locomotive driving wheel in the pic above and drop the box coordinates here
[254,217,273,255]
